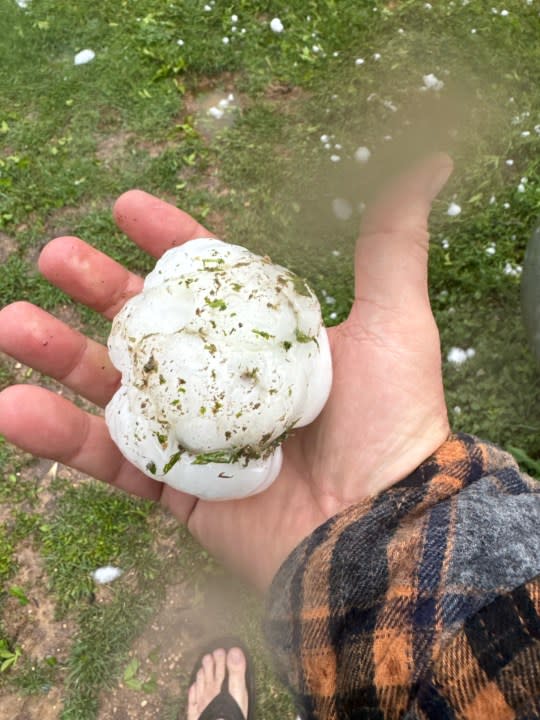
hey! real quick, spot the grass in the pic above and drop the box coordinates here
[0,0,539,717]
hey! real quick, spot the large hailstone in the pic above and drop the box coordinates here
[105,239,332,500]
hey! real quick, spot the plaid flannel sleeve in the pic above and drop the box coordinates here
[264,433,540,720]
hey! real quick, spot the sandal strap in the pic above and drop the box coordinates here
[199,691,246,720]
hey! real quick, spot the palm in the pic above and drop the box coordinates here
[0,155,452,591]
[187,296,447,589]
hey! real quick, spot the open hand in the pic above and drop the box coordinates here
[0,154,453,591]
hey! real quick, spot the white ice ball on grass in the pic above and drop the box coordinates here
[106,239,333,500]
[270,18,284,33]
[74,49,95,65]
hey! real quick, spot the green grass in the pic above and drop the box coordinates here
[39,482,155,612]
[0,0,539,717]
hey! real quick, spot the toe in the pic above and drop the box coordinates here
[202,653,214,684]
[196,667,206,702]
[187,683,198,720]
[226,648,249,719]
[213,648,227,687]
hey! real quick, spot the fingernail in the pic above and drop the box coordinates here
[427,159,453,201]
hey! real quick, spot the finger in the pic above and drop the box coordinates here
[0,302,119,408]
[0,385,198,522]
[0,384,160,498]
[354,153,453,310]
[38,236,144,320]
[113,189,215,258]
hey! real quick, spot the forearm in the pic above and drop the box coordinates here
[264,434,540,719]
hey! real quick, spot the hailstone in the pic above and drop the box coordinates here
[105,238,332,500]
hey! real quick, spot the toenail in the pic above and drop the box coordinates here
[228,648,243,664]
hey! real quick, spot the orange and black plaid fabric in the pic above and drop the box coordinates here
[265,434,540,719]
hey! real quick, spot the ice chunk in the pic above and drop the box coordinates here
[74,49,96,66]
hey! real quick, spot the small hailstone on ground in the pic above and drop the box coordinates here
[74,49,95,65]
[471,28,477,34]
[489,195,496,204]
[442,238,450,249]
[222,36,230,44]
[330,154,341,162]
[423,73,444,91]
[354,146,371,164]
[504,262,522,277]
[325,296,336,305]
[447,202,462,217]
[324,143,331,150]
[312,45,321,53]
[270,17,284,33]
[373,52,381,60]
[16,0,31,7]
[447,347,475,364]
[92,566,123,584]
[500,9,509,16]
[329,312,338,320]
[231,14,238,22]
[208,107,224,120]
[383,99,398,112]
[320,134,330,143]
[486,243,496,255]
[505,159,514,166]
[517,183,526,193]
[503,202,511,209]
[521,131,531,138]
[334,143,342,150]
[535,125,540,134]
[355,58,365,66]
[453,406,462,415]
[332,198,353,221]
[331,249,341,257]
[424,2,432,8]
[204,3,212,10]
[177,39,184,46]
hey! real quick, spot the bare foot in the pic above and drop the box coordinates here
[187,647,249,720]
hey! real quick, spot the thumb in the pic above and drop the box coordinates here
[354,153,453,310]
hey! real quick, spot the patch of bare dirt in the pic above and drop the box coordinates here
[264,81,306,104]
[0,687,63,720]
[0,232,17,263]
[3,544,76,664]
[96,132,136,166]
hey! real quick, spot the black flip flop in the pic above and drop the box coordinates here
[187,636,255,720]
